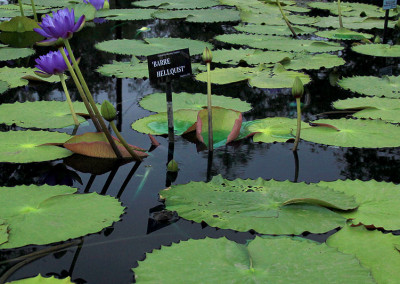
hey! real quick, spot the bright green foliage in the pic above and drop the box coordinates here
[234,24,316,36]
[153,8,241,22]
[333,97,400,122]
[195,64,311,88]
[301,118,400,148]
[132,0,219,9]
[131,110,198,135]
[0,101,92,129]
[160,175,357,235]
[0,185,124,249]
[311,16,395,30]
[211,48,289,65]
[21,0,71,7]
[352,44,400,57]
[139,92,251,113]
[215,34,344,53]
[316,28,373,40]
[0,81,9,94]
[6,274,73,283]
[319,179,400,230]
[286,15,319,25]
[0,67,61,89]
[0,219,8,245]
[95,9,156,21]
[0,130,72,163]
[338,76,400,98]
[0,47,35,61]
[96,61,148,79]
[95,38,213,56]
[0,16,39,32]
[279,53,345,70]
[327,225,400,284]
[134,236,374,283]
[69,3,96,22]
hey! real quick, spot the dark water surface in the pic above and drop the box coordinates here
[1,0,400,283]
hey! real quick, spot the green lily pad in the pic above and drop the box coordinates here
[211,48,290,66]
[21,0,72,7]
[95,9,156,21]
[131,110,198,136]
[311,16,396,30]
[0,130,72,163]
[0,81,9,94]
[0,67,61,89]
[69,3,96,22]
[0,16,39,33]
[0,101,93,129]
[96,61,149,79]
[0,185,124,249]
[134,236,374,283]
[153,9,241,22]
[0,219,8,245]
[319,179,400,230]
[0,47,35,61]
[301,118,400,148]
[327,225,400,284]
[139,92,251,113]
[316,28,373,40]
[160,175,357,235]
[279,53,345,70]
[195,64,311,88]
[215,34,344,53]
[338,75,400,98]
[7,275,73,283]
[0,31,44,48]
[352,44,400,57]
[95,38,213,56]
[234,24,317,36]
[333,97,400,122]
[132,0,219,9]
[196,107,242,148]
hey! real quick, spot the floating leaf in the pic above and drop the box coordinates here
[7,274,73,283]
[21,0,71,7]
[139,92,251,113]
[0,130,72,163]
[160,175,357,235]
[211,48,289,65]
[234,24,317,36]
[134,236,374,283]
[327,225,400,284]
[316,28,373,40]
[64,132,148,159]
[153,9,241,23]
[311,16,395,30]
[0,67,60,89]
[319,179,400,230]
[132,0,219,9]
[352,44,400,57]
[333,97,400,122]
[131,110,198,136]
[215,34,344,53]
[0,16,39,33]
[0,47,35,61]
[338,75,400,98]
[95,38,213,56]
[96,61,148,79]
[279,53,345,70]
[0,31,44,48]
[0,219,8,245]
[0,81,9,95]
[196,107,242,148]
[0,101,94,129]
[95,8,156,21]
[0,185,124,249]
[69,3,96,22]
[301,118,400,148]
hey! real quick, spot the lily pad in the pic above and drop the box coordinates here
[64,132,148,159]
[0,130,72,163]
[316,28,373,40]
[0,31,44,48]
[0,16,39,33]
[131,110,198,136]
[0,67,60,89]
[95,9,156,21]
[0,219,8,245]
[0,185,124,249]
[160,175,357,235]
[96,61,149,79]
[153,9,241,23]
[352,44,400,57]
[0,81,9,94]
[327,225,400,284]
[301,118,400,148]
[234,24,317,36]
[134,236,374,283]
[95,38,213,56]
[319,179,400,230]
[132,0,219,9]
[0,47,35,61]
[211,48,290,66]
[215,34,344,53]
[0,101,93,129]
[311,16,396,30]
[279,53,345,70]
[338,75,400,98]
[333,97,400,122]
[139,92,251,113]
[7,274,73,283]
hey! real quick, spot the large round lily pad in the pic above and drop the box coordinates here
[211,48,289,66]
[132,0,219,9]
[316,28,373,40]
[311,16,395,30]
[338,75,400,98]
[95,9,156,21]
[234,23,317,36]
[160,175,357,235]
[301,118,400,148]
[0,47,35,61]
[139,92,251,113]
[96,61,148,79]
[7,274,73,283]
[0,185,124,249]
[0,66,60,89]
[0,130,72,163]
[153,9,241,23]
[134,236,374,283]
[352,44,400,57]
[279,53,345,70]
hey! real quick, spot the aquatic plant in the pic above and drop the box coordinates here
[291,77,303,151]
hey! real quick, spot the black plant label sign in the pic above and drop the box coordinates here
[147,48,192,84]
[383,0,397,10]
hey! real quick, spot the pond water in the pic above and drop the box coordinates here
[1,0,400,283]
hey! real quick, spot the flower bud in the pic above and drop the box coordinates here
[103,0,110,9]
[167,159,179,172]
[101,100,117,122]
[292,77,304,99]
[202,47,212,63]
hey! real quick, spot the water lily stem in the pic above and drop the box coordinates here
[59,74,80,126]
[30,0,38,22]
[59,46,123,159]
[293,97,301,151]
[206,61,213,151]
[110,121,142,161]
[338,0,343,28]
[276,0,298,38]
[17,0,24,17]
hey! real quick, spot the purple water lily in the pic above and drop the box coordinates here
[34,8,85,45]
[83,0,108,10]
[34,48,71,77]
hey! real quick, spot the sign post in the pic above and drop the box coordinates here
[383,0,397,43]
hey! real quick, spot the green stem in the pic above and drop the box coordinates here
[59,74,80,126]
[17,0,24,17]
[206,62,213,151]
[293,97,301,151]
[276,0,297,38]
[30,0,38,22]
[110,121,142,161]
[338,0,343,28]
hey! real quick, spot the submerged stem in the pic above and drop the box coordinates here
[206,61,213,151]
[276,0,298,38]
[293,97,301,151]
[17,0,24,17]
[59,74,80,126]
[338,0,343,28]
[30,0,38,22]
[110,121,142,161]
